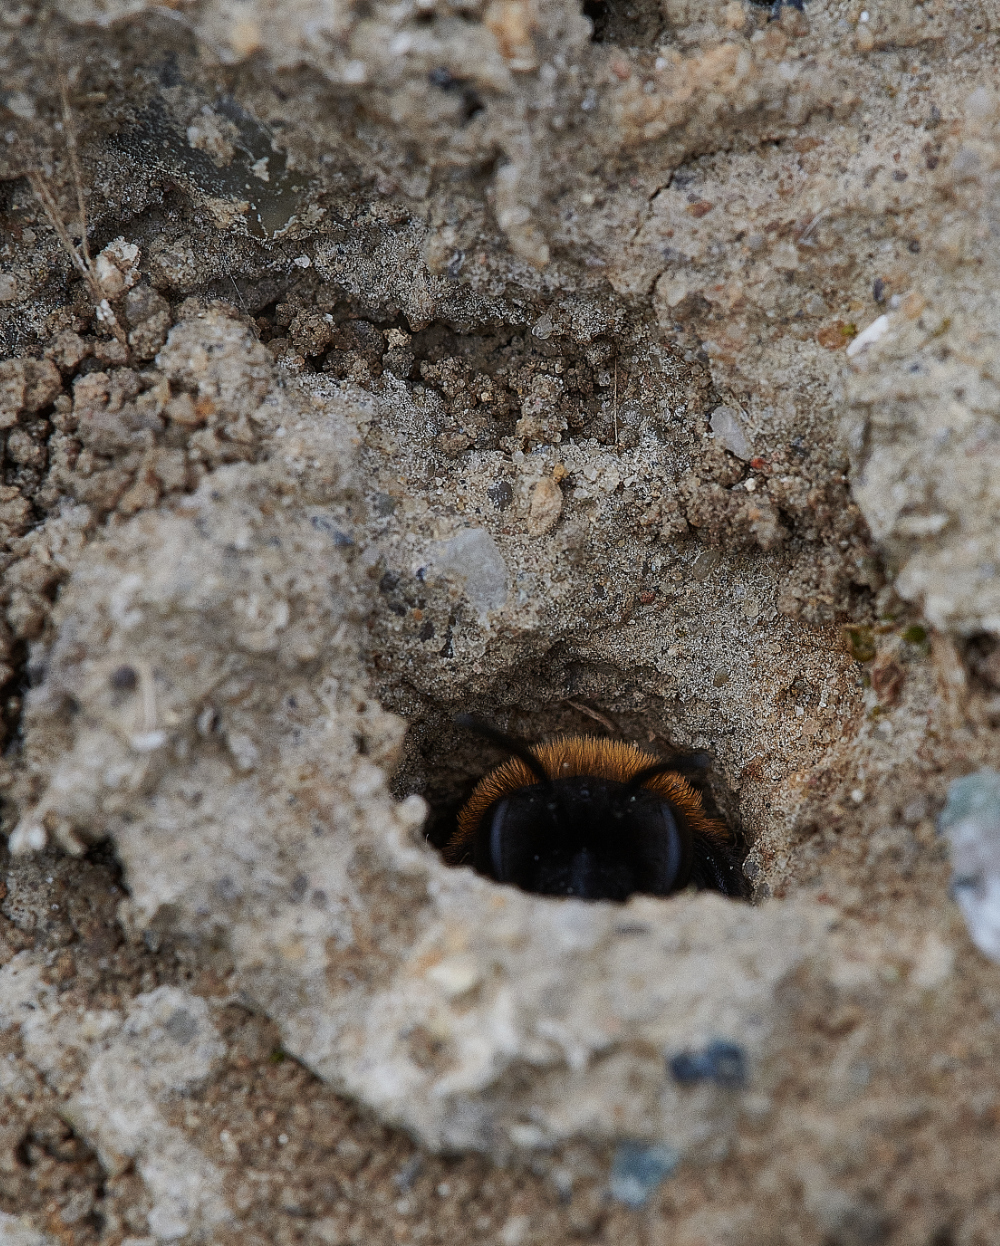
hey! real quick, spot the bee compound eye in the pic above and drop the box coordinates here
[474,797,530,884]
[628,800,689,895]
[488,800,508,880]
[663,804,687,890]
[474,793,549,888]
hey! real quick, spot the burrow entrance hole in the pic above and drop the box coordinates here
[384,653,749,900]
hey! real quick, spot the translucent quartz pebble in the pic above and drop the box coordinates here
[939,769,1000,960]
[434,527,509,621]
[709,406,751,460]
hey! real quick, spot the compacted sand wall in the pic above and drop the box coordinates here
[2,0,1000,1242]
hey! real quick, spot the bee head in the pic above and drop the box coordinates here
[473,771,693,899]
[448,716,742,901]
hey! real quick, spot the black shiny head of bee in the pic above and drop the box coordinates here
[449,717,746,902]
[472,773,693,900]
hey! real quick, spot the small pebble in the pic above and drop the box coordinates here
[609,1141,679,1207]
[846,313,890,358]
[939,769,1000,961]
[393,1155,422,1191]
[110,664,139,691]
[668,1038,747,1088]
[488,480,513,511]
[709,406,751,460]
[4,91,35,120]
[691,548,722,582]
[499,1214,531,1246]
[435,527,509,619]
[527,476,563,536]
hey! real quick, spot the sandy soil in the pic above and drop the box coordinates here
[2,0,1000,1241]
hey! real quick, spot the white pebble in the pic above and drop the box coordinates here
[846,313,891,358]
[709,406,751,460]
[426,957,482,999]
[940,770,1000,961]
[131,730,168,753]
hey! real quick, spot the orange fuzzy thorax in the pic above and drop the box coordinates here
[447,735,729,863]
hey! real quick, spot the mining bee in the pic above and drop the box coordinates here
[446,717,745,901]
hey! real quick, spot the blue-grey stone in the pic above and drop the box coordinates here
[609,1141,679,1208]
[668,1038,748,1088]
[939,769,1000,961]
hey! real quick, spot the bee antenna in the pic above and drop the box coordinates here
[625,758,681,792]
[453,714,550,785]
